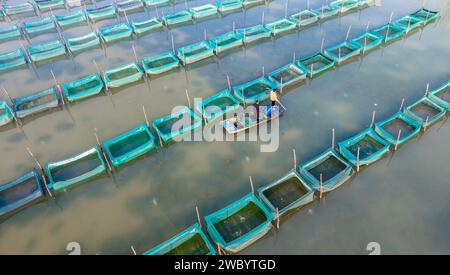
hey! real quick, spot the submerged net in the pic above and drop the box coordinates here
[410,102,440,120]
[304,58,330,69]
[0,177,38,207]
[242,82,272,98]
[108,67,140,80]
[435,87,450,102]
[66,80,100,96]
[51,154,103,182]
[382,118,417,138]
[184,45,210,57]
[213,202,267,243]
[157,114,195,135]
[108,131,151,158]
[329,45,354,56]
[204,97,236,111]
[262,177,308,211]
[15,93,56,111]
[146,56,176,68]
[165,233,210,255]
[347,135,385,159]
[307,155,347,182]
[271,68,302,83]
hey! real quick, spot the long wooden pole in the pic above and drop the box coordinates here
[94,131,113,173]
[185,88,191,108]
[394,129,402,151]
[293,148,297,170]
[27,147,53,198]
[356,146,361,172]
[142,105,150,128]
[249,176,254,194]
[370,110,376,128]
[332,128,335,150]
[50,69,66,105]
[131,246,137,255]
[196,206,202,228]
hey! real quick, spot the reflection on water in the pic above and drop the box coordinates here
[0,0,449,254]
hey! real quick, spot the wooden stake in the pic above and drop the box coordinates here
[356,146,361,172]
[142,105,150,128]
[276,207,280,229]
[185,88,191,108]
[226,75,232,91]
[332,128,335,149]
[319,173,323,199]
[321,37,324,52]
[292,52,296,64]
[262,66,265,77]
[370,110,376,128]
[195,206,202,228]
[204,29,207,41]
[262,11,265,25]
[131,246,137,255]
[394,129,402,151]
[279,77,283,94]
[293,148,297,170]
[424,83,430,96]
[27,147,53,198]
[249,176,254,194]
[345,25,352,41]
[310,63,314,78]
[217,243,221,255]
[171,34,175,54]
[399,98,405,111]
[50,69,66,105]
[94,131,113,173]
[423,116,429,131]
[132,45,139,63]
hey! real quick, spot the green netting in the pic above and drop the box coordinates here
[324,41,361,63]
[393,15,423,32]
[0,24,22,41]
[103,123,156,168]
[338,128,391,166]
[62,73,104,102]
[290,10,319,27]
[143,0,170,8]
[45,146,107,192]
[141,51,180,75]
[190,4,218,19]
[236,25,271,44]
[116,0,144,14]
[296,51,335,77]
[410,8,439,24]
[428,80,450,111]
[176,40,215,65]
[3,2,35,15]
[195,89,240,122]
[23,16,56,36]
[216,0,243,13]
[27,40,67,62]
[99,22,133,43]
[329,0,360,13]
[233,77,277,104]
[0,101,14,127]
[267,63,306,89]
[131,17,163,35]
[56,10,87,29]
[0,48,27,72]
[66,31,101,54]
[242,0,265,8]
[264,18,297,35]
[144,223,216,255]
[209,31,243,53]
[404,97,446,128]
[0,169,43,217]
[86,5,117,22]
[312,3,340,19]
[370,24,405,43]
[35,0,65,11]
[162,10,193,26]
[350,32,383,52]
[205,193,274,253]
[374,111,421,146]
[152,106,202,143]
[299,148,354,192]
[258,169,314,216]
[103,62,144,88]
[12,87,60,118]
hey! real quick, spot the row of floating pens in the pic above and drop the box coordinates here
[0,7,441,222]
[0,0,384,130]
[132,78,450,255]
[0,0,374,75]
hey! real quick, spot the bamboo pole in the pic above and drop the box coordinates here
[132,45,139,63]
[204,29,207,41]
[131,246,137,255]
[185,88,191,108]
[321,37,324,52]
[293,148,297,170]
[423,116,429,131]
[424,83,430,96]
[171,34,175,54]
[1,86,21,126]
[226,75,232,91]
[94,131,113,173]
[249,175,254,194]
[262,66,265,77]
[345,25,352,41]
[27,147,53,198]
[394,129,402,151]
[261,11,265,25]
[50,69,66,105]
[142,105,150,128]
[279,77,283,94]
[399,98,405,111]
[332,128,335,150]
[356,146,361,172]
[276,207,280,229]
[310,63,314,78]
[319,173,323,199]
[196,206,202,228]
[370,110,376,128]
[292,52,296,64]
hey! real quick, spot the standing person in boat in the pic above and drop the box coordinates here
[229,113,240,129]
[270,90,278,107]
[254,100,260,123]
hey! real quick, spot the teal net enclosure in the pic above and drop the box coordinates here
[66,31,101,54]
[103,123,156,168]
[141,51,180,76]
[143,0,170,7]
[27,40,67,63]
[242,0,265,8]
[220,101,284,134]
[329,0,360,14]
[195,89,240,122]
[23,16,56,37]
[258,169,314,217]
[0,48,27,72]
[205,193,274,253]
[290,10,320,27]
[45,146,107,192]
[116,0,145,14]
[296,51,335,78]
[62,73,104,102]
[428,80,450,111]
[144,223,216,255]
[56,10,87,29]
[267,63,306,89]
[404,97,446,128]
[350,32,383,53]
[12,87,60,118]
[324,41,361,64]
[265,18,297,36]
[176,40,215,65]
[312,3,340,20]
[216,0,243,14]
[374,112,421,147]
[152,106,202,143]
[236,25,271,44]
[162,10,193,26]
[299,148,354,192]
[370,24,405,43]
[0,169,44,217]
[35,0,65,12]
[131,17,163,35]
[99,22,133,43]
[0,101,14,127]
[209,31,243,54]
[190,4,218,20]
[0,24,22,42]
[338,128,391,167]
[393,15,423,33]
[410,8,439,25]
[233,77,277,104]
[3,2,35,16]
[86,5,117,22]
[103,62,144,88]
